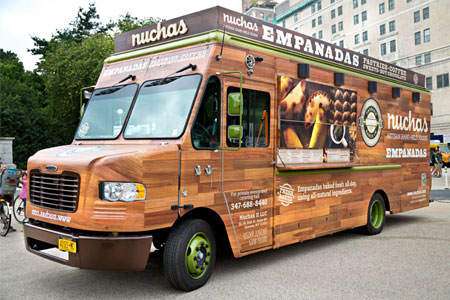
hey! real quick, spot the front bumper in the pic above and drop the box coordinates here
[24,222,153,271]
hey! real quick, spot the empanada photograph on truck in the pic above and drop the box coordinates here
[278,76,357,163]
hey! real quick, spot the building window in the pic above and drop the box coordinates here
[363,31,368,41]
[423,7,429,19]
[294,13,298,22]
[332,24,336,34]
[363,49,369,55]
[414,31,421,45]
[319,30,323,39]
[318,16,322,25]
[282,21,286,27]
[380,24,386,35]
[259,12,264,19]
[437,73,449,88]
[362,0,367,4]
[312,19,316,28]
[338,21,343,31]
[388,0,395,10]
[355,34,360,44]
[313,33,317,38]
[381,43,387,55]
[354,15,359,25]
[318,1,322,10]
[426,77,432,90]
[379,3,385,14]
[389,20,395,32]
[362,11,367,21]
[424,28,430,42]
[338,6,342,15]
[415,55,422,65]
[353,0,358,8]
[331,9,336,19]
[390,40,396,52]
[339,40,344,47]
[424,52,431,63]
[294,27,299,32]
[331,0,335,3]
[312,4,316,13]
[414,11,420,23]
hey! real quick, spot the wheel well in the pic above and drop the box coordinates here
[374,189,390,212]
[172,208,231,253]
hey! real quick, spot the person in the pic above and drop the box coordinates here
[19,171,28,223]
[430,148,436,175]
[433,148,442,177]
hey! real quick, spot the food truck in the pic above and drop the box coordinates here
[24,6,430,291]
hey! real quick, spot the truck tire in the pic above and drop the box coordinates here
[362,193,386,235]
[163,219,216,291]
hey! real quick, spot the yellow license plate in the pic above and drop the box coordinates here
[58,236,77,253]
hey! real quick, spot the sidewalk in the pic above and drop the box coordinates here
[431,167,450,190]
[431,167,450,201]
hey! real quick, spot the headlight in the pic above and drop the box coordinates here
[100,182,146,202]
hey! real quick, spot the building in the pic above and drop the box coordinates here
[243,0,278,23]
[275,0,450,135]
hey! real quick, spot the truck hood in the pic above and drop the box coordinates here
[28,144,179,176]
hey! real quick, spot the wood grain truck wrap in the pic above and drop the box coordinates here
[24,6,430,291]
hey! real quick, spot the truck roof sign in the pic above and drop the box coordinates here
[114,6,425,88]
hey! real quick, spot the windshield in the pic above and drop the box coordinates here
[440,145,449,153]
[124,74,201,139]
[75,84,137,139]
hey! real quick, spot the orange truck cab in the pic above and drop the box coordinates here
[24,7,431,291]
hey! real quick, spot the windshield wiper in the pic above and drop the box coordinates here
[144,77,179,87]
[96,86,124,96]
[144,63,197,88]
[115,74,136,85]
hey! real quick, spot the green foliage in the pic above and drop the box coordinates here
[2,3,162,167]
[0,50,53,169]
[39,34,114,143]
[114,13,163,33]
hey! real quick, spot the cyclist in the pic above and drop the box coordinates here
[19,171,28,223]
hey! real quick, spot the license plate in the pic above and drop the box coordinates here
[58,236,77,253]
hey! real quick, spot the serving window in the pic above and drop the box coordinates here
[277,76,357,168]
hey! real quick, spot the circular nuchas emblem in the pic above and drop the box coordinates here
[358,98,384,147]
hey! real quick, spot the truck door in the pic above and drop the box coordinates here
[221,75,275,253]
[179,75,222,214]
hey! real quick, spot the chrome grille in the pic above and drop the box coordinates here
[30,172,79,212]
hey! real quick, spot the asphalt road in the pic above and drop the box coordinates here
[1,201,450,300]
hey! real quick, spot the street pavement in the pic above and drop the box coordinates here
[1,179,449,299]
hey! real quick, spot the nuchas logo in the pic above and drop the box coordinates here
[132,20,188,47]
[387,111,428,133]
[223,13,258,31]
[359,98,383,147]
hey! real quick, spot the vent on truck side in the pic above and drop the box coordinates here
[30,171,80,213]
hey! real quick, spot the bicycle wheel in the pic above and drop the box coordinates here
[0,202,11,237]
[13,196,26,224]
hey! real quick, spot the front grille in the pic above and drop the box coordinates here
[30,172,80,212]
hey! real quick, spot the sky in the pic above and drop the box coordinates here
[0,0,242,71]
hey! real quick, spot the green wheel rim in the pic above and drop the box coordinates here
[185,232,211,279]
[370,199,384,229]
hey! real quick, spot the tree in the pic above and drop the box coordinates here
[114,13,163,33]
[0,50,54,169]
[39,34,114,143]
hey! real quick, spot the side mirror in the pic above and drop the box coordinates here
[227,125,242,140]
[228,93,242,116]
[82,90,92,101]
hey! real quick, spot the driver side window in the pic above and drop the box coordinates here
[191,76,221,149]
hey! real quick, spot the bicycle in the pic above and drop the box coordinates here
[13,194,26,224]
[0,197,12,236]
